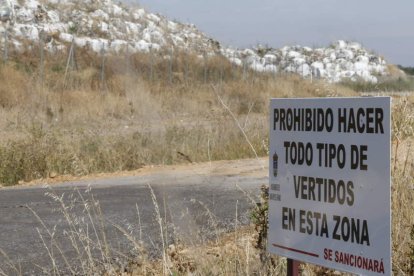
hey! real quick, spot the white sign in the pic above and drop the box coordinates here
[268,97,391,275]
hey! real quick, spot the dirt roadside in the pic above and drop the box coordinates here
[1,157,268,189]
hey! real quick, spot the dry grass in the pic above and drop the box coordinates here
[0,46,356,186]
[10,142,413,275]
[0,45,413,275]
[9,183,286,275]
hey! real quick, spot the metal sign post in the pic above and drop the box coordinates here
[287,259,300,276]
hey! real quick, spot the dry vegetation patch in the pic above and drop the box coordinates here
[0,46,413,275]
[0,46,356,186]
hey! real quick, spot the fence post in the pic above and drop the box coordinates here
[219,59,224,85]
[149,45,154,82]
[203,51,208,84]
[125,43,130,76]
[232,52,236,80]
[63,39,75,88]
[274,61,278,80]
[310,67,313,83]
[3,23,8,63]
[39,32,45,91]
[124,43,133,95]
[168,47,173,85]
[72,39,78,71]
[184,52,189,85]
[100,44,106,94]
[242,59,247,81]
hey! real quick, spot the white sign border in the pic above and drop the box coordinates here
[267,97,392,276]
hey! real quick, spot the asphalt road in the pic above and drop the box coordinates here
[0,158,267,275]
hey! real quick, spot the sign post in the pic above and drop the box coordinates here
[268,97,391,275]
[287,259,300,276]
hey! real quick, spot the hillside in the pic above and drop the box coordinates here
[0,0,391,83]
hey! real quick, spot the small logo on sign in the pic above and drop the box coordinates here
[273,152,278,177]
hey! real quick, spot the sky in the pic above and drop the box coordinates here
[124,0,414,66]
